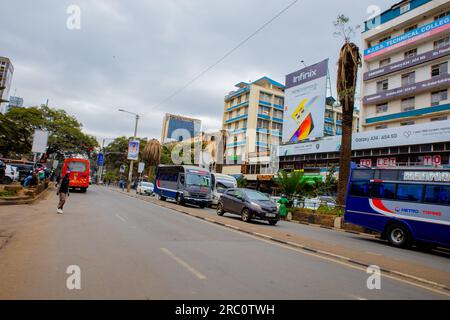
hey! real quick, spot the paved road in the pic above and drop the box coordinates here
[0,186,448,299]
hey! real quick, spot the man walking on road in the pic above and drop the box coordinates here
[57,171,70,214]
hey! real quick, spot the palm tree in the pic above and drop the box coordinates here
[334,15,361,206]
[275,170,310,199]
[143,139,161,181]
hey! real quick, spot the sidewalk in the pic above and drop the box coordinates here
[112,187,450,291]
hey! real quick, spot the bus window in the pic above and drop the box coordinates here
[351,170,374,181]
[377,170,399,181]
[349,181,372,197]
[424,185,450,205]
[396,184,423,202]
[371,183,396,199]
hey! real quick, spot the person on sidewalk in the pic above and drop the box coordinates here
[56,171,71,214]
[277,194,289,219]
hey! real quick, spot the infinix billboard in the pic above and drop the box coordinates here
[283,59,328,143]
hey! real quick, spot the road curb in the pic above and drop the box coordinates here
[111,187,450,293]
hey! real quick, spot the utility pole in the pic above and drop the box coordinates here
[118,109,140,193]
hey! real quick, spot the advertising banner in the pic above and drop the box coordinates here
[138,162,145,174]
[363,74,450,105]
[283,59,328,143]
[31,129,49,153]
[97,153,104,166]
[127,140,140,161]
[364,45,450,81]
[280,120,450,156]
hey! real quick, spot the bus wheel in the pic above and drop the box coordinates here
[386,223,411,248]
[159,195,166,201]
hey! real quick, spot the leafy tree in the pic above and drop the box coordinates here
[236,175,248,188]
[274,170,312,199]
[0,105,98,160]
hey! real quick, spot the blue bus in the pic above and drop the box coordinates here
[344,164,450,249]
[154,165,212,208]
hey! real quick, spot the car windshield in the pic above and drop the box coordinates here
[142,182,152,187]
[186,174,210,187]
[244,190,270,201]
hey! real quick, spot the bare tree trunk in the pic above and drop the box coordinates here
[336,109,353,205]
[336,42,360,206]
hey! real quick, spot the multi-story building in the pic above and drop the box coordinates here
[361,0,450,131]
[0,57,14,114]
[324,97,360,136]
[161,113,202,144]
[221,77,285,177]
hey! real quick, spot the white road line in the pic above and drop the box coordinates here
[161,248,207,280]
[115,214,127,223]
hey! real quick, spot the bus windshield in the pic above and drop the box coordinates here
[186,174,210,187]
[67,162,87,172]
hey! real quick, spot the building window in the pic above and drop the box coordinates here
[234,122,239,130]
[260,92,272,102]
[257,119,270,129]
[404,24,417,33]
[401,97,415,112]
[274,96,284,106]
[375,125,388,130]
[400,121,415,126]
[376,103,388,113]
[273,109,283,119]
[404,48,417,59]
[401,72,415,86]
[242,119,247,128]
[258,106,270,115]
[378,35,391,44]
[431,116,448,122]
[431,62,448,77]
[434,36,450,49]
[376,79,389,92]
[379,58,391,67]
[272,122,282,131]
[431,90,448,106]
[434,11,450,21]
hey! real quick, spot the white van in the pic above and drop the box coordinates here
[210,173,237,206]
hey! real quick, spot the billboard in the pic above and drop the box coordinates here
[283,59,328,143]
[280,120,450,156]
[127,140,140,161]
[31,129,49,153]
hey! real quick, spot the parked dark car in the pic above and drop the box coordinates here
[9,163,34,182]
[217,188,279,225]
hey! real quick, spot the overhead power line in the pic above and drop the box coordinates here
[150,0,299,111]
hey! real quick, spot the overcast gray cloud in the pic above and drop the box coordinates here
[0,0,393,142]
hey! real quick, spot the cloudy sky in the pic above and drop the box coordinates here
[1,0,392,143]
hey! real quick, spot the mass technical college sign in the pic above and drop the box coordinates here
[364,15,450,61]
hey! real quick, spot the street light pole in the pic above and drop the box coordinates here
[118,109,140,193]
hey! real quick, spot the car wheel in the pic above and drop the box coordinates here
[3,176,12,184]
[217,203,225,216]
[241,208,251,223]
[386,223,411,248]
[199,203,206,209]
[176,194,184,206]
[268,220,278,226]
